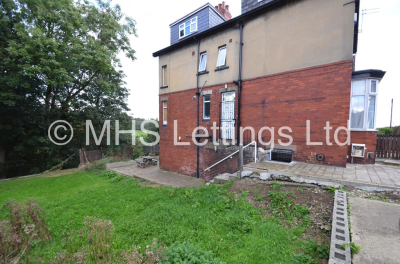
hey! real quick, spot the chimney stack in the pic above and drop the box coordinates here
[215,1,232,20]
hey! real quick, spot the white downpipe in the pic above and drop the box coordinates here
[204,141,257,172]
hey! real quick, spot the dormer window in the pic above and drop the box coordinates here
[179,17,197,38]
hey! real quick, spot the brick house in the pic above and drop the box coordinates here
[153,0,385,181]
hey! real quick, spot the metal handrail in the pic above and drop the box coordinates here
[204,141,257,172]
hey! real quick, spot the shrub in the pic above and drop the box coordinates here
[163,241,223,264]
[98,171,124,182]
[132,147,144,160]
[378,127,392,136]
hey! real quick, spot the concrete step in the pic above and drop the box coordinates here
[213,173,239,184]
[383,160,400,166]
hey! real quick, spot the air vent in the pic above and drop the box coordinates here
[270,149,292,163]
[316,153,325,162]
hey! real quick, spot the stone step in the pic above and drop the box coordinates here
[213,173,239,184]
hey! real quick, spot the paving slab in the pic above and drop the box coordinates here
[109,163,204,188]
[349,197,400,264]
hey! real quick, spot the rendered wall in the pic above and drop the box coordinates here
[159,0,355,93]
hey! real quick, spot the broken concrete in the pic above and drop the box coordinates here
[240,169,341,189]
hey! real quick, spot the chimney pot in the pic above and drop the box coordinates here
[216,1,232,20]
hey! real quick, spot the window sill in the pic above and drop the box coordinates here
[215,66,229,72]
[197,71,209,76]
[350,129,378,132]
[179,30,198,40]
[160,85,168,89]
[202,119,211,122]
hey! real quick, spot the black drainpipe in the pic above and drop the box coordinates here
[234,24,244,145]
[195,38,200,178]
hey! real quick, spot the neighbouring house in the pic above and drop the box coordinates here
[153,0,385,181]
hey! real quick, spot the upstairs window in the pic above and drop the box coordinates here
[179,17,197,38]
[203,95,210,119]
[216,46,227,67]
[350,79,378,130]
[162,65,167,87]
[199,53,207,72]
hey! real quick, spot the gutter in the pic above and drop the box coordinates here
[195,38,200,178]
[233,24,244,145]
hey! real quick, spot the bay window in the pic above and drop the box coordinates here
[350,79,378,130]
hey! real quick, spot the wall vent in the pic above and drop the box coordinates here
[270,149,292,163]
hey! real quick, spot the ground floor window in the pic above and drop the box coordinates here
[350,79,378,130]
[203,95,210,119]
[162,101,167,125]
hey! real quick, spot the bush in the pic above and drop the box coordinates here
[378,126,400,136]
[378,127,392,136]
[132,147,144,160]
[98,171,124,182]
[163,241,223,264]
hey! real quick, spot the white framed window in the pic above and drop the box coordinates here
[179,17,197,39]
[203,95,210,119]
[162,65,167,87]
[350,79,379,130]
[162,101,168,125]
[199,52,207,72]
[216,46,227,67]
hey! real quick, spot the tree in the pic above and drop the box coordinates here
[0,0,137,177]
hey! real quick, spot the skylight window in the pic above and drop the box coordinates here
[179,17,197,38]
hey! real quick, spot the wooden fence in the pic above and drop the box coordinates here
[376,136,400,159]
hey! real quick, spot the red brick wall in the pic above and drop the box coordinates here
[348,131,377,164]
[240,60,353,166]
[159,60,355,180]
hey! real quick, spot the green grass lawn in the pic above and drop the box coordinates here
[135,130,147,137]
[0,172,321,263]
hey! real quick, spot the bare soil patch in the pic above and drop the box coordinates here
[230,179,334,246]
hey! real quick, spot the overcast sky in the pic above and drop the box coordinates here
[114,0,399,128]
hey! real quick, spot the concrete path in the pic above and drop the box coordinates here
[349,197,400,264]
[245,161,400,190]
[110,162,204,188]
